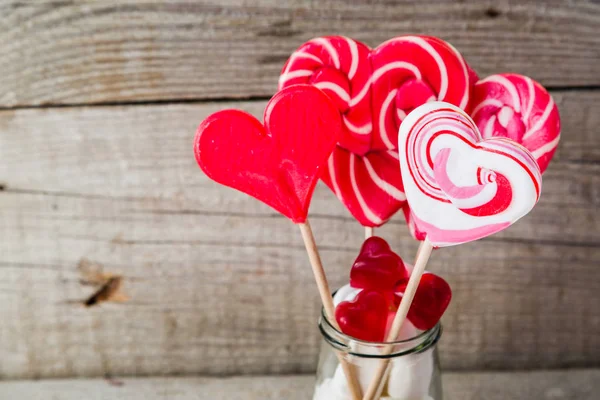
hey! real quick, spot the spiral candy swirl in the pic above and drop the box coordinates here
[399,102,542,247]
[279,36,373,155]
[470,73,561,173]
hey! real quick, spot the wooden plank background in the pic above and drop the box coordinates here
[1,0,599,107]
[0,0,599,380]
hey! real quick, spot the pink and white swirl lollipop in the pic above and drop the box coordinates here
[399,101,542,247]
[470,73,561,173]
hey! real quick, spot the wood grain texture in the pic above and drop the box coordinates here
[0,91,598,379]
[0,0,599,107]
[1,371,599,399]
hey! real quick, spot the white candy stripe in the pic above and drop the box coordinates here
[371,61,422,83]
[531,134,561,159]
[522,98,555,141]
[363,158,407,201]
[278,70,313,85]
[346,37,359,80]
[446,40,471,109]
[328,154,343,200]
[477,75,521,113]
[314,81,351,103]
[348,78,371,107]
[282,51,323,76]
[350,154,383,225]
[313,37,340,69]
[379,89,399,150]
[399,36,449,100]
[387,150,400,160]
[483,115,497,138]
[396,108,407,121]
[343,116,372,135]
[471,98,504,118]
[497,107,512,127]
[523,76,536,121]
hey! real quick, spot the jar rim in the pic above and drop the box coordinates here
[319,304,442,358]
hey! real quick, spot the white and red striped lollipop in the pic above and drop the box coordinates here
[370,35,474,151]
[280,35,477,227]
[398,101,542,247]
[470,73,561,173]
[279,36,373,155]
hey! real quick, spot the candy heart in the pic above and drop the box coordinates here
[470,73,561,174]
[398,101,542,247]
[395,272,452,331]
[194,85,341,223]
[280,35,476,227]
[336,289,391,342]
[350,237,408,293]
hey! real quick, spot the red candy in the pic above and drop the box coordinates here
[194,85,341,223]
[336,237,452,341]
[350,237,408,292]
[335,289,391,342]
[395,273,452,331]
[280,35,477,227]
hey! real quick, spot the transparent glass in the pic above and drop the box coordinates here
[314,307,443,400]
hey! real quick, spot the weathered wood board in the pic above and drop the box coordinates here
[1,371,599,400]
[0,0,599,107]
[0,90,598,379]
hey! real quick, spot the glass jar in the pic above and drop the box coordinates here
[314,307,443,400]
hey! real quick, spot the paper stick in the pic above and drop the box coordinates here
[298,221,363,400]
[365,227,374,239]
[361,239,434,400]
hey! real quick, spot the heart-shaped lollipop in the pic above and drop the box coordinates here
[195,85,363,398]
[399,101,542,247]
[194,84,341,223]
[280,35,477,227]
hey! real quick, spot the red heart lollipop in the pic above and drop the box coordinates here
[395,272,452,331]
[350,237,408,292]
[336,289,391,342]
[194,85,341,223]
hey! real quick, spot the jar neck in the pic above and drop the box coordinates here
[318,309,442,359]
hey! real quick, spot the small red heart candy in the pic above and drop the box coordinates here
[350,237,409,292]
[194,85,341,223]
[395,272,452,331]
[336,289,390,342]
